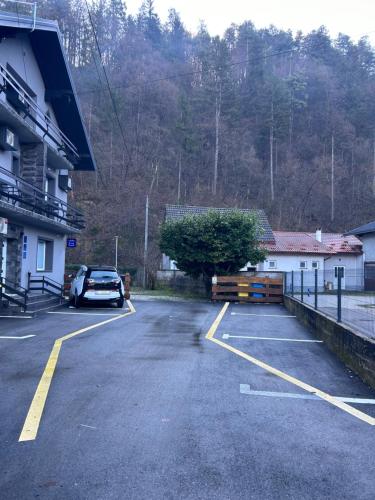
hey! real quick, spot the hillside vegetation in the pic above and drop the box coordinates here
[38,1,375,272]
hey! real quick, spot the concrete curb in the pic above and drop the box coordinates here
[284,296,375,389]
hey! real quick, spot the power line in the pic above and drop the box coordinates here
[77,27,375,97]
[83,0,132,180]
[78,46,298,95]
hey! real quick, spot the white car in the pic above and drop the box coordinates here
[69,265,125,308]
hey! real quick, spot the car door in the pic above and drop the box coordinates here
[71,266,85,297]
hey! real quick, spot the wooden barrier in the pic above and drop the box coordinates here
[212,275,283,303]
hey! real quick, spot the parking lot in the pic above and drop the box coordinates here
[1,299,375,499]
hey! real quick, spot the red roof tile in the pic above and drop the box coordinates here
[263,231,362,255]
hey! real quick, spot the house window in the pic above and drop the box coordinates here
[299,261,307,269]
[45,176,56,197]
[268,260,277,269]
[312,261,319,270]
[36,239,53,272]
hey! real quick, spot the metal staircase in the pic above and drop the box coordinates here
[0,274,64,315]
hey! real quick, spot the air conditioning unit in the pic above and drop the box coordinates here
[0,127,16,151]
[0,218,8,235]
[58,174,72,191]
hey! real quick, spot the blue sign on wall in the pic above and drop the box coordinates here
[67,238,77,248]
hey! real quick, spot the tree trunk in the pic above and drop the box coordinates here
[270,97,275,202]
[213,83,221,196]
[177,152,182,203]
[331,134,335,222]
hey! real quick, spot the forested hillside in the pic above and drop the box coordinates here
[37,0,375,272]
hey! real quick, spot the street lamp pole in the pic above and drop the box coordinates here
[143,195,149,288]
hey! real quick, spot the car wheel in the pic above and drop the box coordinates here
[117,298,124,309]
[74,293,81,308]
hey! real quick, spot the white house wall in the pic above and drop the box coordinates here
[257,255,326,273]
[360,234,375,262]
[0,33,72,287]
[0,33,61,143]
[20,226,66,288]
[324,254,364,290]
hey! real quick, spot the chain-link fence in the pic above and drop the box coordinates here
[285,268,375,340]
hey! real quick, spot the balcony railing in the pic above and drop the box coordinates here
[0,63,79,163]
[0,165,84,230]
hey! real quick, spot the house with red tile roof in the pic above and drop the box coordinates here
[254,229,363,290]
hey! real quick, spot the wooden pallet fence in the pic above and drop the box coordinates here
[212,275,283,303]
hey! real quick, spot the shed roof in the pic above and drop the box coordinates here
[165,204,275,242]
[345,220,375,237]
[0,12,95,171]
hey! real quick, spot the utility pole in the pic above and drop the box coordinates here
[143,195,149,288]
[331,134,335,222]
[177,152,182,203]
[114,235,119,268]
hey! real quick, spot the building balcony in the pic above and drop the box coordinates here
[0,165,84,233]
[0,63,79,167]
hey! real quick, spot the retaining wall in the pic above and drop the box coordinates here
[284,296,375,389]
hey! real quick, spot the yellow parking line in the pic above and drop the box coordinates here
[206,302,375,426]
[19,300,136,442]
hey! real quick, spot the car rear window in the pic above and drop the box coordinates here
[89,270,118,279]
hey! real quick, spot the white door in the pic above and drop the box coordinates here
[334,266,345,290]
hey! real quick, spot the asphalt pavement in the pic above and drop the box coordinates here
[0,299,374,499]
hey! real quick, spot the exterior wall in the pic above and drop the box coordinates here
[324,254,364,290]
[161,254,177,270]
[20,226,66,288]
[0,33,61,138]
[257,254,326,273]
[361,234,375,262]
[0,33,70,194]
[0,33,74,288]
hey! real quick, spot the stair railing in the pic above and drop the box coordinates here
[0,277,28,312]
[27,272,64,299]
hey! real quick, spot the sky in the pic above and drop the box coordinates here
[126,0,375,45]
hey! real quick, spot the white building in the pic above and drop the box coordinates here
[258,230,363,290]
[345,220,375,291]
[0,9,95,311]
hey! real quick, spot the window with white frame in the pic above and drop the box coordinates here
[268,260,277,269]
[312,261,319,269]
[299,261,307,269]
[36,239,53,272]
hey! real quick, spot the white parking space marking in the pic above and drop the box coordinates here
[223,334,322,343]
[240,385,375,404]
[0,335,35,340]
[0,315,33,319]
[48,310,128,316]
[231,312,296,318]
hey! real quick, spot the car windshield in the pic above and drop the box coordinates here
[89,270,118,279]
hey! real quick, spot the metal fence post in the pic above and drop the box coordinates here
[337,268,342,323]
[301,270,304,303]
[314,268,318,310]
[291,271,294,297]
